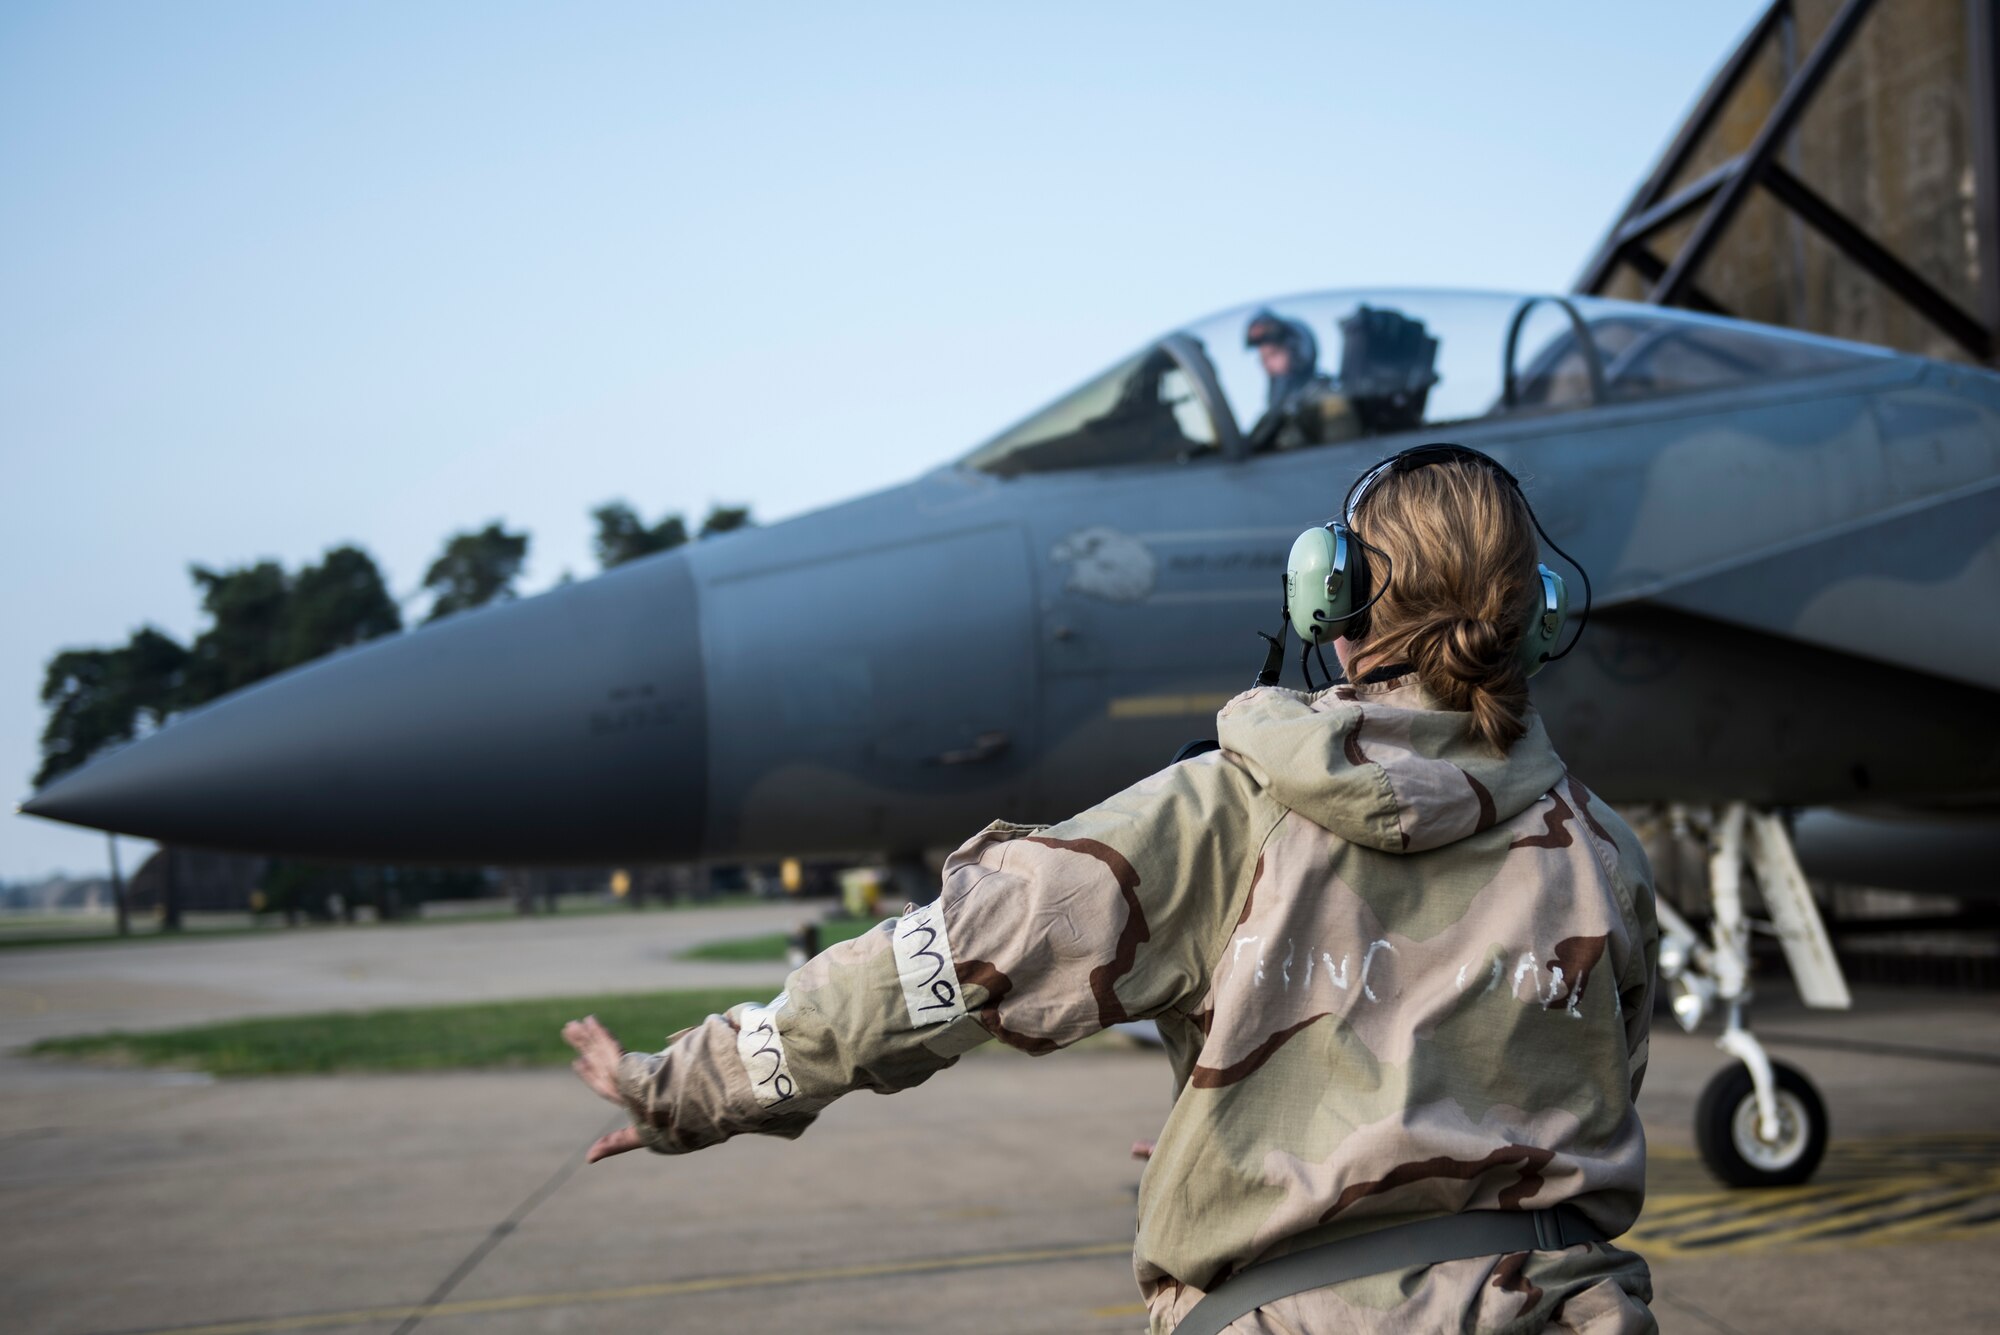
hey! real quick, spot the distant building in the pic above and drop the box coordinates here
[127,847,265,913]
[0,875,114,912]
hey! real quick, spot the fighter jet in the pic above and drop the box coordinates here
[21,287,2000,1187]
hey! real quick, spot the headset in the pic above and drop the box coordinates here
[1258,442,1591,690]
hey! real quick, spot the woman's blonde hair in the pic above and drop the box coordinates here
[1343,457,1541,754]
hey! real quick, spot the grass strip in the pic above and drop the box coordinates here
[679,914,877,962]
[29,987,775,1077]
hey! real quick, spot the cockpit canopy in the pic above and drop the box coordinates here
[961,289,1889,478]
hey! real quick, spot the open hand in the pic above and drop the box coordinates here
[561,1015,646,1162]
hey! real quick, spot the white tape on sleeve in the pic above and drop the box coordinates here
[735,995,798,1108]
[891,902,969,1028]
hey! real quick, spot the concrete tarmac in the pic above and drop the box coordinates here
[2,912,1996,1334]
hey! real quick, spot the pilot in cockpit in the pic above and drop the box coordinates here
[1243,309,1358,452]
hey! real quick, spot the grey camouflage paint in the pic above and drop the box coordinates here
[20,292,1999,874]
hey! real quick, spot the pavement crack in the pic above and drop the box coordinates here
[389,1113,621,1335]
[0,1124,62,1142]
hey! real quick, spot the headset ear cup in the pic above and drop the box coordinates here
[1286,524,1353,643]
[1341,528,1370,643]
[1519,564,1567,677]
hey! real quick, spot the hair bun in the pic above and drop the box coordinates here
[1441,616,1511,680]
[1339,457,1537,753]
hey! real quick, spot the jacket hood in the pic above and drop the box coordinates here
[1216,675,1565,854]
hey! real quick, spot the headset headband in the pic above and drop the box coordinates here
[1276,442,1593,688]
[1336,439,1600,663]
[1342,442,1522,526]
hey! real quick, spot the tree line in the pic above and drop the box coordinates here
[32,500,751,929]
[37,500,750,788]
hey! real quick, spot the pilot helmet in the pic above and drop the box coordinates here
[1245,309,1320,406]
[1245,309,1317,361]
[1244,309,1286,348]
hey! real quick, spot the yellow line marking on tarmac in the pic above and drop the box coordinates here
[1654,1186,1923,1253]
[1868,1194,2000,1242]
[1107,692,1234,719]
[1663,1181,1902,1228]
[116,1241,1137,1335]
[1783,1182,2000,1246]
[1627,1135,2000,1259]
[1629,1185,1863,1241]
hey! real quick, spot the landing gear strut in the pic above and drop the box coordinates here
[1653,803,1849,1188]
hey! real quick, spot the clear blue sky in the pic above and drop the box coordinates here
[0,1,1765,880]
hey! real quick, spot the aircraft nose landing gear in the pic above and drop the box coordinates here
[1695,1056,1829,1187]
[1654,803,1848,1188]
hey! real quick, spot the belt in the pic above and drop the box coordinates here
[1173,1205,1609,1335]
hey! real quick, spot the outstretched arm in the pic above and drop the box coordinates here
[565,751,1277,1160]
[563,1016,648,1161]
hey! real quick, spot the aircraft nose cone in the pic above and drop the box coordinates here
[19,554,706,863]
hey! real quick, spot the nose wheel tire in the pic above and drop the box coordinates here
[1694,1059,1828,1188]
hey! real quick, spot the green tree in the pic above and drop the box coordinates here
[38,546,403,786]
[423,522,529,622]
[591,501,687,570]
[35,627,187,787]
[698,503,754,539]
[285,545,402,664]
[182,560,290,702]
[36,544,433,932]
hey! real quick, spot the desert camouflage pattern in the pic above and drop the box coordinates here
[616,674,1660,1331]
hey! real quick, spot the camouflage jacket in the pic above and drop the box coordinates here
[616,675,1661,1332]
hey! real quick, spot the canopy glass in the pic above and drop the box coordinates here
[962,289,1888,477]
